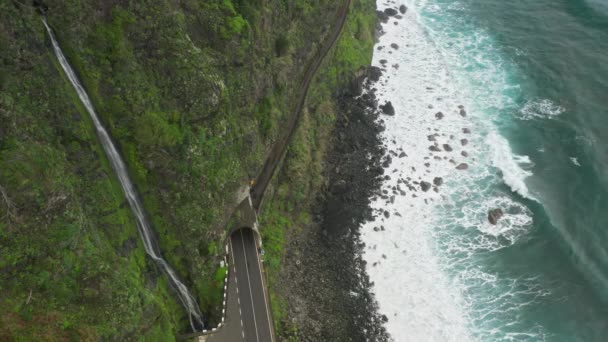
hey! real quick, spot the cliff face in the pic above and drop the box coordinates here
[0,0,375,339]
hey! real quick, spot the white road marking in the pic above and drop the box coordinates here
[239,230,261,342]
[229,239,246,341]
[251,231,275,342]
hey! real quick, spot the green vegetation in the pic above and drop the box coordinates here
[259,0,377,337]
[0,0,375,339]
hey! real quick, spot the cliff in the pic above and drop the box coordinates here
[0,0,376,339]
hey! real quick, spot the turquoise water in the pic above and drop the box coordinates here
[412,0,608,340]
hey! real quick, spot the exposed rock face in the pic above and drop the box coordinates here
[443,144,453,152]
[461,139,468,146]
[433,177,443,186]
[488,208,504,225]
[456,163,469,170]
[459,109,467,117]
[463,128,471,134]
[390,43,399,50]
[399,5,408,14]
[380,101,395,115]
[435,112,444,120]
[429,145,441,152]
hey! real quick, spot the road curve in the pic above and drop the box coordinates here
[250,0,352,210]
[203,229,274,342]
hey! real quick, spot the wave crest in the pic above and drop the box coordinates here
[488,131,537,200]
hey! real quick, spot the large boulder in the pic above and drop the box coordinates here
[399,5,408,14]
[380,101,395,116]
[384,8,399,16]
[376,11,389,23]
[456,163,469,170]
[420,181,432,192]
[488,208,504,225]
[368,66,383,82]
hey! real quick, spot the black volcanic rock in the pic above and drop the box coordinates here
[420,181,432,192]
[368,66,382,82]
[376,11,389,23]
[488,208,504,225]
[380,101,395,116]
[384,8,398,16]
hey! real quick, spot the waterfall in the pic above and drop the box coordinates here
[42,18,205,331]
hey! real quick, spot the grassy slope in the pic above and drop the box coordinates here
[258,0,377,338]
[1,0,374,339]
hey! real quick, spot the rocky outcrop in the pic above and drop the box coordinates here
[488,208,504,225]
[380,101,395,115]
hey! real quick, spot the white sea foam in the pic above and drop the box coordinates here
[487,131,537,200]
[363,2,474,341]
[364,1,547,341]
[570,157,581,166]
[517,99,565,120]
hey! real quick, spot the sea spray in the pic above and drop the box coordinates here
[365,0,608,340]
[42,18,205,331]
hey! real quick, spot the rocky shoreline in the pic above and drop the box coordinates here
[275,73,391,341]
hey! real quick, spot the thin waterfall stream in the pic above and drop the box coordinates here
[42,18,205,331]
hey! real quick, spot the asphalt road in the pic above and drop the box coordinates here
[230,229,274,342]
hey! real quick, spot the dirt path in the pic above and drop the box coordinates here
[250,0,352,210]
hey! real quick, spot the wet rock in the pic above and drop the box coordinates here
[433,177,443,186]
[462,128,471,134]
[380,101,395,115]
[456,163,469,170]
[376,11,389,23]
[435,111,444,120]
[399,152,407,158]
[429,145,441,152]
[373,227,380,232]
[390,43,399,50]
[420,181,432,192]
[461,139,468,146]
[427,134,437,141]
[459,109,467,117]
[368,66,382,82]
[380,59,387,65]
[488,208,504,225]
[461,151,469,157]
[399,5,408,14]
[383,211,390,218]
[384,8,398,16]
[443,144,453,152]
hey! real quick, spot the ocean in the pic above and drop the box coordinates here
[362,0,608,340]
